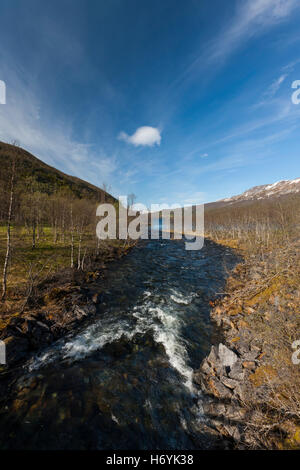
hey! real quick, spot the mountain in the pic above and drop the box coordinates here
[220,178,300,204]
[0,141,116,203]
[205,177,300,211]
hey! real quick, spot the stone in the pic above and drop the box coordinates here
[207,377,233,399]
[3,336,29,364]
[214,363,228,379]
[73,303,96,320]
[207,345,218,366]
[201,357,212,376]
[193,371,202,386]
[225,404,247,421]
[222,423,241,441]
[218,343,238,369]
[234,383,249,402]
[22,319,53,348]
[0,316,25,339]
[221,376,239,390]
[242,361,256,371]
[243,350,260,361]
[229,361,245,381]
[235,339,250,355]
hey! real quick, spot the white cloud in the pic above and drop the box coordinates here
[118,126,161,147]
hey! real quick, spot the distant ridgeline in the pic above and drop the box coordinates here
[0,141,116,203]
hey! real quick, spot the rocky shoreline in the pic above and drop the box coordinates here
[193,240,300,449]
[0,291,99,366]
[1,238,299,450]
[194,340,263,447]
[0,243,136,368]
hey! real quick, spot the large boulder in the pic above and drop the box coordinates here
[205,376,233,399]
[218,343,238,369]
[3,335,29,364]
[0,316,25,339]
[22,318,53,348]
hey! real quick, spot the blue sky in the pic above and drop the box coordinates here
[0,0,300,207]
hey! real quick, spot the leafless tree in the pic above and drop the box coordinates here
[1,159,16,301]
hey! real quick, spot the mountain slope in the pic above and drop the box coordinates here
[220,178,300,204]
[205,177,300,212]
[0,141,116,203]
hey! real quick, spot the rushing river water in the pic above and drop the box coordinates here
[0,237,238,450]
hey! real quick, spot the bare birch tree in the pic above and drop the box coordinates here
[1,159,16,301]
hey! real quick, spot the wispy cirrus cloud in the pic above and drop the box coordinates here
[251,72,289,109]
[0,65,116,184]
[209,0,299,63]
[177,125,299,183]
[266,73,288,97]
[175,0,299,88]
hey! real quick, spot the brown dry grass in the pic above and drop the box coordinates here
[205,196,300,448]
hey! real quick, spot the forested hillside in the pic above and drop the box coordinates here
[0,142,124,312]
[0,141,115,206]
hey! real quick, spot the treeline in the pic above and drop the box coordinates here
[0,143,118,303]
[204,193,300,252]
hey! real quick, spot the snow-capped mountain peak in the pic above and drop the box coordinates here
[221,178,300,203]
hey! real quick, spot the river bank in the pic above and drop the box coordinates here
[2,233,298,450]
[0,237,240,450]
[193,238,300,449]
[0,241,136,368]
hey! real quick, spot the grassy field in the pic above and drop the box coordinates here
[0,224,130,319]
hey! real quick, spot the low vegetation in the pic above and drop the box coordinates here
[204,193,300,448]
[0,142,130,323]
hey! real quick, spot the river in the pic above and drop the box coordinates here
[0,237,238,449]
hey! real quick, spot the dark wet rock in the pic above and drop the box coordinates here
[1,294,101,371]
[74,303,97,318]
[3,336,29,364]
[59,303,97,329]
[101,336,133,358]
[22,318,53,348]
[0,316,26,340]
[193,370,203,387]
